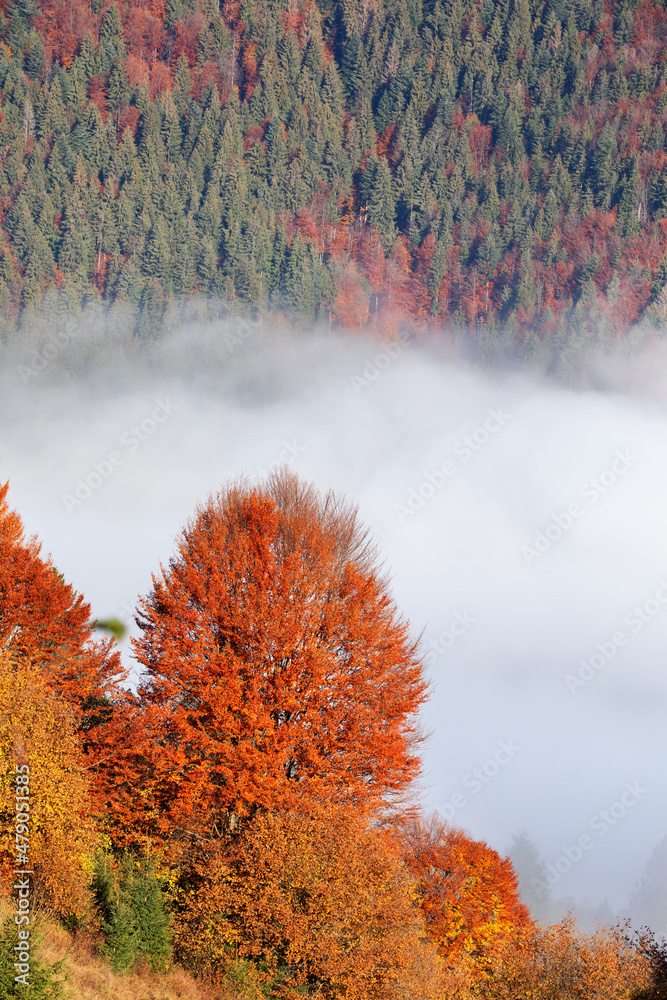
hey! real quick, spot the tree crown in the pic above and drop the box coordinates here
[132,469,429,851]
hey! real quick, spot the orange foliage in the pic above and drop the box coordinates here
[397,814,533,976]
[334,262,370,328]
[175,803,444,1000]
[34,0,94,66]
[149,60,173,98]
[384,236,414,317]
[242,41,259,90]
[281,5,305,37]
[468,121,492,173]
[0,480,128,843]
[92,250,112,291]
[453,918,653,1000]
[608,271,651,329]
[129,470,428,859]
[125,7,166,63]
[452,107,465,131]
[360,230,386,291]
[295,207,319,245]
[243,123,267,152]
[117,105,142,136]
[377,124,396,160]
[136,0,167,22]
[88,76,108,119]
[194,62,222,102]
[561,208,618,289]
[170,13,205,68]
[632,0,667,50]
[126,53,150,88]
[0,482,123,714]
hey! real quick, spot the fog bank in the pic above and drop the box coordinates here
[2,313,666,932]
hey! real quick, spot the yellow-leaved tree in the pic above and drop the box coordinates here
[448,918,653,1000]
[0,651,99,919]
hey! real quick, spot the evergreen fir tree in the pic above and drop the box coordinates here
[282,231,315,319]
[0,915,67,998]
[368,157,397,249]
[591,123,618,210]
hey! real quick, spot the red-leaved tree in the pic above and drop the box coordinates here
[130,469,429,858]
[0,481,131,835]
[0,481,124,725]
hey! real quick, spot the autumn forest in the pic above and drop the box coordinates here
[2,0,667,361]
[2,0,667,992]
[0,470,666,999]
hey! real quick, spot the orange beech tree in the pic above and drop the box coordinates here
[0,480,131,833]
[397,813,533,977]
[130,469,429,856]
[0,480,90,662]
[454,918,653,1000]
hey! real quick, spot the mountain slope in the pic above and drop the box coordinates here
[1,0,667,347]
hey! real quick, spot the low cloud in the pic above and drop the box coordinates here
[2,308,667,922]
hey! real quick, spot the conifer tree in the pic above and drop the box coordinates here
[0,915,66,998]
[369,157,397,250]
[93,853,172,974]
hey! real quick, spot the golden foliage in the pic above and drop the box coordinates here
[0,652,99,919]
[174,803,445,1000]
[441,917,652,1000]
[397,813,533,975]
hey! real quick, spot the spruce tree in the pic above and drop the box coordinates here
[591,123,618,210]
[94,854,153,976]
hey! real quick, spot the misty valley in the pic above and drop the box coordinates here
[2,0,667,991]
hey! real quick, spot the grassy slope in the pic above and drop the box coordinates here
[0,897,225,1000]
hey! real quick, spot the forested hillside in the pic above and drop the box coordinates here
[1,0,667,346]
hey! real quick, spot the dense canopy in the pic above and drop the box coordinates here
[1,0,667,356]
[130,470,429,854]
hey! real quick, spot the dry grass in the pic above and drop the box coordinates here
[0,896,230,1000]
